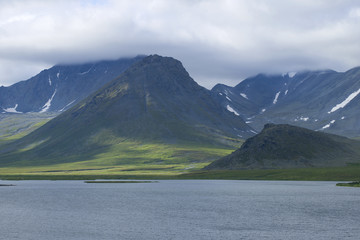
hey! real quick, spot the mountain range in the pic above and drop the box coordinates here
[212,67,360,137]
[1,54,360,170]
[2,54,360,139]
[0,56,144,113]
[0,55,252,166]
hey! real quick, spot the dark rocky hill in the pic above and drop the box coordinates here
[205,124,360,170]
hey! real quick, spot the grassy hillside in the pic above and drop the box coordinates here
[0,140,237,178]
[0,113,56,145]
[1,165,360,181]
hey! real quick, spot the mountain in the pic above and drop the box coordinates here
[0,56,144,113]
[205,124,360,170]
[0,55,253,166]
[212,68,360,137]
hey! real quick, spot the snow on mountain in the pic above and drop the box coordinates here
[328,88,360,113]
[211,66,360,137]
[240,93,248,99]
[288,72,297,78]
[273,91,280,104]
[321,120,336,130]
[40,89,57,113]
[3,104,22,113]
[226,105,240,116]
[0,56,144,113]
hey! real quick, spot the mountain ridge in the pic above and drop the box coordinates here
[212,66,360,137]
[0,55,253,166]
[0,56,144,113]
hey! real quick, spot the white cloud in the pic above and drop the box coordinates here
[0,0,360,88]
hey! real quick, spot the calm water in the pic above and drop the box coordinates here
[0,180,359,240]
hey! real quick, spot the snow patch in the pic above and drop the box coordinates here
[261,108,266,113]
[328,88,360,113]
[341,116,345,120]
[3,104,22,113]
[288,72,297,78]
[226,96,232,101]
[48,76,52,86]
[40,89,57,113]
[250,130,257,134]
[295,116,309,122]
[321,120,336,130]
[240,93,248,99]
[302,117,309,121]
[78,67,92,75]
[219,93,223,96]
[300,116,309,121]
[246,121,252,124]
[284,90,288,95]
[282,72,296,78]
[59,100,76,112]
[226,105,240,116]
[273,91,280,104]
[57,71,60,78]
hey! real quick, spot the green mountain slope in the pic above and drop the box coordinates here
[0,113,56,145]
[205,124,360,170]
[0,55,252,167]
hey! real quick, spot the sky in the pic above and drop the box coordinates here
[0,0,360,89]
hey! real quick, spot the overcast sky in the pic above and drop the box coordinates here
[1,0,360,89]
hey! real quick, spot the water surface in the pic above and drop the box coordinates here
[0,180,359,239]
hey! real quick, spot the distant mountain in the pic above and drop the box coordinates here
[0,55,253,166]
[212,68,360,137]
[205,124,360,170]
[0,56,144,113]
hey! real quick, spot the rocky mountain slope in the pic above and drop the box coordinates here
[0,55,253,166]
[0,56,144,113]
[205,124,360,170]
[212,68,360,137]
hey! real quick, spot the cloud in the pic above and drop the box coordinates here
[0,0,359,88]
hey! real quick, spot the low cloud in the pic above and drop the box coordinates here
[0,0,359,89]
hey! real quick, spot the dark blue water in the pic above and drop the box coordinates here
[0,180,359,240]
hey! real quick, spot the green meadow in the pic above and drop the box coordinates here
[1,159,360,181]
[0,141,234,179]
[0,116,359,182]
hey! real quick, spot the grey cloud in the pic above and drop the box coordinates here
[0,0,359,88]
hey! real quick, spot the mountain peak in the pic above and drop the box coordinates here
[1,55,252,165]
[109,54,202,95]
[137,54,183,69]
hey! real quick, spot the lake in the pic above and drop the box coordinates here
[0,180,359,239]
